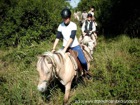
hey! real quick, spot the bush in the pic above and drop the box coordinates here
[0,0,69,47]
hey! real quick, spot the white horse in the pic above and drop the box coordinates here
[79,34,97,54]
[36,47,92,105]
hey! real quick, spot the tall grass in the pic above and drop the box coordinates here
[0,35,140,105]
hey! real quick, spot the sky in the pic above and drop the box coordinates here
[66,0,81,8]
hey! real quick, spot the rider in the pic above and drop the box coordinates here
[81,13,96,40]
[88,6,98,39]
[80,13,97,54]
[51,8,92,80]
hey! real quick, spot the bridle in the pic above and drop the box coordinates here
[40,52,63,84]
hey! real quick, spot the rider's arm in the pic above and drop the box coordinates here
[52,38,59,51]
[52,31,62,50]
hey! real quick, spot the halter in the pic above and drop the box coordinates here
[41,52,64,84]
[45,54,58,79]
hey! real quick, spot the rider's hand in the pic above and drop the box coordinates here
[51,49,55,53]
[83,33,86,36]
[62,49,66,54]
[89,31,92,34]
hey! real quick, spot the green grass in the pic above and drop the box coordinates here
[0,35,140,105]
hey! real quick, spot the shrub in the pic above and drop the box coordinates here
[0,0,69,47]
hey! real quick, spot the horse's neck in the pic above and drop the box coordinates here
[53,53,65,73]
[82,45,93,61]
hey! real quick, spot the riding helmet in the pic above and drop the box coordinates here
[61,8,71,18]
[87,13,92,18]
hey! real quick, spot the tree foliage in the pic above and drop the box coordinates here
[0,0,69,47]
[76,0,140,37]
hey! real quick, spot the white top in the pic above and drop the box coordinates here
[81,20,96,33]
[57,21,79,48]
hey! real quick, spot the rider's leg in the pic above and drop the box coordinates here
[71,45,92,79]
[71,45,87,70]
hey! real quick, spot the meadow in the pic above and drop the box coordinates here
[0,34,140,105]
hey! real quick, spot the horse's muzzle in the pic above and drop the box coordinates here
[37,82,47,92]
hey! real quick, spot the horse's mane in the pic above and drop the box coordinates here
[41,51,65,66]
[43,50,65,58]
[43,51,52,56]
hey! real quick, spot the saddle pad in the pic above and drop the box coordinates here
[68,53,78,70]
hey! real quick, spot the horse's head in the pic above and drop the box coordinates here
[82,36,91,44]
[37,53,54,92]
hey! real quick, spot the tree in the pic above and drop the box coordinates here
[0,0,69,47]
[76,0,140,37]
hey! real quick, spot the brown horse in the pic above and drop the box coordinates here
[36,46,92,104]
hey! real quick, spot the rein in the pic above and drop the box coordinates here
[43,52,64,81]
[45,55,58,79]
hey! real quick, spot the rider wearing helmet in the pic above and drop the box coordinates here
[79,13,97,54]
[82,13,96,35]
[52,8,92,80]
[81,13,96,38]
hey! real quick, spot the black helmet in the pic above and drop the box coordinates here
[87,13,92,18]
[61,8,71,18]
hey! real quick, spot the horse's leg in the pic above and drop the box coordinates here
[63,81,72,105]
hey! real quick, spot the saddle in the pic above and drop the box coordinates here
[68,49,84,75]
